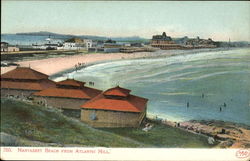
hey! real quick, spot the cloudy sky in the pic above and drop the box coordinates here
[2,1,250,41]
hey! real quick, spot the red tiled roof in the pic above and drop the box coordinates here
[33,86,102,99]
[1,67,48,80]
[103,86,131,97]
[81,87,148,112]
[56,79,85,87]
[0,79,56,91]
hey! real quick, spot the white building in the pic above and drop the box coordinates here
[7,46,20,52]
[84,39,93,49]
[1,42,8,52]
[1,42,20,52]
[58,38,86,50]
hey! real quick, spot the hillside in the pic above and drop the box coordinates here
[0,98,143,147]
[1,98,215,148]
[101,122,215,148]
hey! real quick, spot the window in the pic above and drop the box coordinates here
[89,111,97,120]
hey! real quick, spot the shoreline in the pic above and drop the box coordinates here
[1,47,234,77]
[146,117,250,148]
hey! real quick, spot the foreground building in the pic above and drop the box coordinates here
[33,79,102,117]
[1,67,56,99]
[81,86,148,127]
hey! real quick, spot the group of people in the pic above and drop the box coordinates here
[89,81,95,86]
[186,93,228,112]
[74,62,86,71]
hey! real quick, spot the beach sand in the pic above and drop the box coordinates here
[1,48,226,76]
[1,52,151,76]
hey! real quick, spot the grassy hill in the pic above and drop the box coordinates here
[1,98,215,148]
[101,122,215,148]
[0,98,143,147]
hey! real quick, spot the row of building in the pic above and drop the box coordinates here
[59,33,217,51]
[151,32,217,49]
[31,37,144,53]
[1,32,217,53]
[0,67,148,128]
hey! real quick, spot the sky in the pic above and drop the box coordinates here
[1,1,250,41]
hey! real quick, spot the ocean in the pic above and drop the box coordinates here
[1,34,64,46]
[55,48,250,125]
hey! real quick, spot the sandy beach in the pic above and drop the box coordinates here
[1,52,151,76]
[1,48,228,77]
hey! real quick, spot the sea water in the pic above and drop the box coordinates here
[1,34,64,45]
[59,48,250,125]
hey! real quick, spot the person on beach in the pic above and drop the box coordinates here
[219,106,222,112]
[187,102,189,108]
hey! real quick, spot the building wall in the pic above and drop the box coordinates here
[151,45,183,50]
[151,40,183,49]
[33,96,88,110]
[81,109,146,128]
[8,47,20,52]
[104,48,120,53]
[1,47,8,52]
[151,40,175,45]
[60,42,85,50]
[1,43,8,52]
[1,88,36,98]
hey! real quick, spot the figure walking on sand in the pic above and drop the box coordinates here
[75,64,78,71]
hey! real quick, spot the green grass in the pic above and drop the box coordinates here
[1,98,216,148]
[0,98,143,147]
[100,121,216,148]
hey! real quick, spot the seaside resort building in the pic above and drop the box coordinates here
[151,32,182,50]
[32,79,102,118]
[81,86,148,127]
[0,67,56,99]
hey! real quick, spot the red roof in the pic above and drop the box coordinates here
[81,87,148,113]
[1,67,48,80]
[33,86,102,99]
[103,86,131,97]
[56,79,85,87]
[1,79,56,91]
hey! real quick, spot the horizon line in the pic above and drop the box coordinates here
[1,31,250,42]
